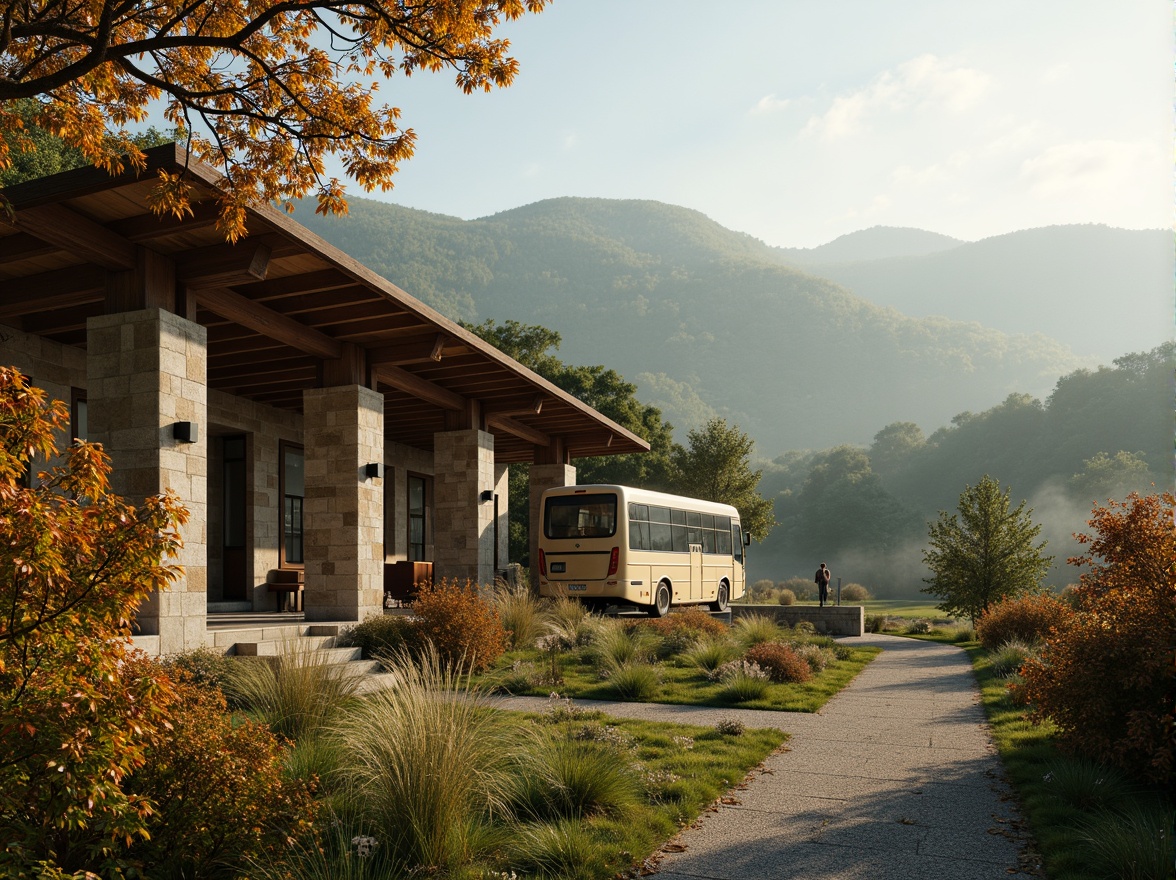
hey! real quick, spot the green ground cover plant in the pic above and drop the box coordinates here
[484,614,878,712]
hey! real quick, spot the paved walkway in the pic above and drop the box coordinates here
[493,634,1030,880]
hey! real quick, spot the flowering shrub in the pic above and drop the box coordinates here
[410,579,506,672]
[976,593,1072,650]
[1018,493,1176,785]
[743,642,812,683]
[642,607,727,640]
[709,658,770,683]
[791,643,836,673]
[715,718,745,736]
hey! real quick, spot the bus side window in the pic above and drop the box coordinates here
[732,525,743,562]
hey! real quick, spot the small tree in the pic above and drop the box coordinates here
[671,417,775,541]
[0,368,188,873]
[921,475,1052,624]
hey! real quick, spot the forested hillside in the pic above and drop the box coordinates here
[757,343,1172,591]
[296,196,1087,452]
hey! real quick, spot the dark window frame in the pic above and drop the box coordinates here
[278,440,304,569]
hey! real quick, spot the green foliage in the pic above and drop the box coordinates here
[0,369,188,875]
[511,733,643,821]
[410,579,508,673]
[1069,450,1155,502]
[987,638,1037,678]
[1077,802,1174,880]
[225,640,363,743]
[922,475,1053,623]
[492,582,548,650]
[731,613,782,647]
[339,613,414,659]
[669,417,775,541]
[160,646,236,693]
[976,593,1072,650]
[840,582,870,601]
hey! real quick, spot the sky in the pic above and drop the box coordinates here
[344,0,1171,249]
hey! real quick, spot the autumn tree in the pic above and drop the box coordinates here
[671,417,775,541]
[0,368,189,874]
[921,475,1052,624]
[1018,492,1175,785]
[0,0,547,237]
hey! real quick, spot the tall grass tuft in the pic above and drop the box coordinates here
[507,819,610,880]
[681,635,735,673]
[733,613,782,647]
[332,647,516,874]
[547,597,598,647]
[510,732,643,821]
[1041,757,1136,812]
[592,620,654,672]
[493,583,548,650]
[1078,802,1174,880]
[224,639,363,742]
[988,638,1037,679]
[606,662,661,701]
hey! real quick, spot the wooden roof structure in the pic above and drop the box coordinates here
[0,144,649,464]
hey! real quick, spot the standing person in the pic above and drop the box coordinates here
[815,563,831,607]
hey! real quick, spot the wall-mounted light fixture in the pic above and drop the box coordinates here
[480,489,494,502]
[364,462,383,480]
[172,421,198,443]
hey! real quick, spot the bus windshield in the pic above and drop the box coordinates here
[544,493,618,539]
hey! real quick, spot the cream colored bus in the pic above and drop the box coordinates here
[537,484,749,616]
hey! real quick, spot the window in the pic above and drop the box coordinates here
[280,441,304,566]
[70,389,87,442]
[629,502,733,555]
[544,493,618,539]
[408,474,428,562]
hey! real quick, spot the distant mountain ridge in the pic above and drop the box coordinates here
[775,226,964,264]
[290,197,1162,454]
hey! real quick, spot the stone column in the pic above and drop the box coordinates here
[494,463,510,575]
[86,308,208,652]
[528,463,576,590]
[302,384,385,622]
[433,428,496,587]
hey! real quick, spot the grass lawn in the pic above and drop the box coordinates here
[484,643,880,713]
[859,598,951,620]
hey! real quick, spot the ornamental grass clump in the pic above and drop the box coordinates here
[791,643,836,673]
[1041,757,1136,812]
[607,662,662,701]
[506,818,609,880]
[592,619,656,673]
[332,647,515,874]
[987,638,1037,679]
[732,613,782,647]
[715,660,770,702]
[1077,801,1174,880]
[546,596,598,647]
[509,730,643,821]
[225,638,363,743]
[493,582,548,650]
[681,635,736,674]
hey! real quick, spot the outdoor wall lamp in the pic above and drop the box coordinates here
[480,489,494,502]
[172,421,198,443]
[364,463,383,480]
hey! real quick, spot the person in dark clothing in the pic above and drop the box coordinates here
[815,563,831,607]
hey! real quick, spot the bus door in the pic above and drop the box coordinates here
[689,543,703,602]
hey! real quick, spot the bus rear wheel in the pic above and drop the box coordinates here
[648,582,672,618]
[709,581,730,613]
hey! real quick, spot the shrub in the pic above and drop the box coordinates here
[160,646,235,693]
[865,614,886,633]
[715,718,745,736]
[791,643,836,673]
[125,664,318,877]
[906,619,932,635]
[840,582,870,601]
[747,578,777,602]
[780,577,814,601]
[976,593,1072,650]
[642,607,727,640]
[732,612,782,647]
[1018,493,1176,785]
[225,639,364,743]
[410,579,507,672]
[339,613,413,660]
[777,589,796,606]
[744,642,812,683]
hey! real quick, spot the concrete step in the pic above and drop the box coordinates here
[232,635,339,656]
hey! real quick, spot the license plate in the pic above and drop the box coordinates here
[568,583,587,592]
[551,562,566,573]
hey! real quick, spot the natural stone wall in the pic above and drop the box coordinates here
[302,384,384,622]
[432,428,496,586]
[0,322,88,453]
[732,603,865,637]
[382,439,433,563]
[86,309,208,652]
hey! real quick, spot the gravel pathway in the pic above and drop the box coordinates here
[492,634,1032,879]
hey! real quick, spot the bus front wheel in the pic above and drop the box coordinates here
[709,581,730,613]
[648,582,672,618]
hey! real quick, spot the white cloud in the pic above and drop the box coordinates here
[751,93,792,114]
[1019,139,1164,199]
[802,54,993,141]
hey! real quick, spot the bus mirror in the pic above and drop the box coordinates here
[743,532,751,546]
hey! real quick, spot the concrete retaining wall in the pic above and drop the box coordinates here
[732,604,864,637]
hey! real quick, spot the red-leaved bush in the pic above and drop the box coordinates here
[976,593,1073,650]
[744,642,811,683]
[1016,492,1176,785]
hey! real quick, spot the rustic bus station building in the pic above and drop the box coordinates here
[0,143,648,654]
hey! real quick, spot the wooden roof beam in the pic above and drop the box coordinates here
[193,287,343,361]
[373,363,465,411]
[12,204,136,270]
[487,414,550,447]
[179,242,272,289]
[482,394,544,418]
[368,333,466,366]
